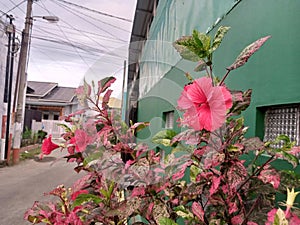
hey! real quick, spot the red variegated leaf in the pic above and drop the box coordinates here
[75,80,91,104]
[131,186,146,197]
[231,214,244,225]
[102,89,113,109]
[146,202,154,221]
[289,146,300,156]
[228,200,238,215]
[227,36,271,71]
[209,176,221,196]
[97,77,116,95]
[74,129,92,152]
[191,202,204,222]
[257,167,280,189]
[172,168,185,181]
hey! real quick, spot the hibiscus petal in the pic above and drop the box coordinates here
[209,88,227,131]
[177,87,193,110]
[41,135,59,155]
[220,86,233,109]
[187,78,209,104]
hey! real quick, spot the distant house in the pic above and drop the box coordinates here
[25,81,79,137]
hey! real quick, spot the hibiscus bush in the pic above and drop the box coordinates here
[25,27,300,225]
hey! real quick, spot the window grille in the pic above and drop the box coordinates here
[264,105,300,147]
[164,111,174,129]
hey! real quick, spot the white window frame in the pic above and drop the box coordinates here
[164,111,174,129]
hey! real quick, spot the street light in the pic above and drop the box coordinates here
[11,0,59,164]
[33,16,59,23]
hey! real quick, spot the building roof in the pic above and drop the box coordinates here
[26,81,76,104]
[27,81,58,97]
[41,86,77,103]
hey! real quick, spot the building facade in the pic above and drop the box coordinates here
[126,0,300,158]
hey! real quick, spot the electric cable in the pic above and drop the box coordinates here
[5,0,26,16]
[51,0,130,33]
[51,0,127,43]
[51,0,132,22]
[36,0,119,52]
[33,21,127,43]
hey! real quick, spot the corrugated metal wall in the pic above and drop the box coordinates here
[138,0,237,97]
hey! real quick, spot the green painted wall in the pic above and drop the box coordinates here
[137,0,300,144]
[212,0,300,138]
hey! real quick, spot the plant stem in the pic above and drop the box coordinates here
[236,155,275,193]
[241,194,262,225]
[219,69,231,86]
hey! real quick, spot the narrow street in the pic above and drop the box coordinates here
[0,150,83,225]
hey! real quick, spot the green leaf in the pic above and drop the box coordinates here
[173,30,211,62]
[234,117,244,131]
[272,208,288,225]
[73,193,102,207]
[276,149,299,168]
[274,135,292,148]
[210,26,230,53]
[128,215,150,225]
[192,29,204,49]
[57,123,72,133]
[158,217,178,225]
[152,129,177,147]
[174,205,193,219]
[173,36,202,62]
[190,165,202,182]
[131,122,150,133]
[83,151,103,166]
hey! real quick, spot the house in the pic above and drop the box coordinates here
[126,0,300,149]
[25,81,79,137]
[25,81,122,138]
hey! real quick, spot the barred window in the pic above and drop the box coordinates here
[264,105,300,147]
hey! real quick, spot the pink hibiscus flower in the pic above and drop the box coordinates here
[177,77,232,131]
[40,135,59,158]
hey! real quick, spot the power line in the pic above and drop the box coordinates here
[34,22,127,44]
[36,1,118,52]
[30,34,126,59]
[51,0,132,23]
[51,0,127,43]
[5,0,26,16]
[33,21,127,43]
[55,0,130,33]
[31,43,122,66]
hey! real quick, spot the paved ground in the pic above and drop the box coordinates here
[0,150,83,225]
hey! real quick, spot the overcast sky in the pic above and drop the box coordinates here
[0,0,137,98]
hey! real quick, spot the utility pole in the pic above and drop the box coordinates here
[12,0,34,164]
[3,15,16,163]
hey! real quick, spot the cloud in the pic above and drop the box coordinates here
[1,0,137,95]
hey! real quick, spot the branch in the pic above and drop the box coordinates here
[236,155,275,193]
[219,69,231,86]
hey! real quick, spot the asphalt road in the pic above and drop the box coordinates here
[0,150,83,225]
